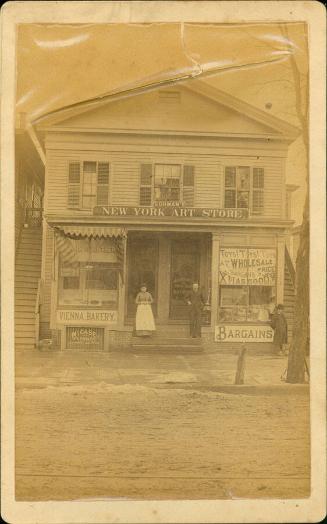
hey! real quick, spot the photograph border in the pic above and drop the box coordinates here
[1,2,326,523]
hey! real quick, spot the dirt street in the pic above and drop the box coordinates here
[16,382,310,501]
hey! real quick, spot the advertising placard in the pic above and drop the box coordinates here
[215,324,274,343]
[219,248,276,286]
[57,310,117,325]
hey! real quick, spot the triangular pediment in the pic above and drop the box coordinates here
[36,80,299,140]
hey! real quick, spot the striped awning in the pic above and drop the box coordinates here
[55,225,127,238]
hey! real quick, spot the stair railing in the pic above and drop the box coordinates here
[26,207,43,228]
[285,246,296,289]
[35,278,43,347]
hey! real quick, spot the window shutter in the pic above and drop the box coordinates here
[252,168,264,214]
[140,164,152,206]
[97,162,110,206]
[182,165,195,206]
[68,162,81,208]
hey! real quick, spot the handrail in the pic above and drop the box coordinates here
[26,207,43,227]
[34,278,43,346]
[285,245,296,288]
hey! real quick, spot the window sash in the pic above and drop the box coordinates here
[154,164,182,202]
[224,166,265,215]
[68,161,109,210]
[139,164,195,206]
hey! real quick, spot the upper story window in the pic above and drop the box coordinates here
[139,163,195,207]
[68,161,110,210]
[224,166,265,215]
[154,164,181,203]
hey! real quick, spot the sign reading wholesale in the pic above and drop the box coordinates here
[215,324,274,343]
[94,206,248,219]
[219,248,276,286]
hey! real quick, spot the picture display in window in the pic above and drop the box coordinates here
[67,161,110,210]
[219,285,274,322]
[218,247,276,322]
[139,163,195,207]
[154,164,181,203]
[224,166,264,214]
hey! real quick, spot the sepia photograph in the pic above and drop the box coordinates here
[1,2,326,523]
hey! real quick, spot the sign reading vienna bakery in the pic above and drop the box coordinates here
[57,310,117,325]
[94,206,248,219]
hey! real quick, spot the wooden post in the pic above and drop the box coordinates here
[276,235,286,305]
[235,345,247,385]
[210,233,220,331]
[117,234,127,328]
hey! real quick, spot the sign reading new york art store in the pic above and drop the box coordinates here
[219,248,276,286]
[93,206,248,219]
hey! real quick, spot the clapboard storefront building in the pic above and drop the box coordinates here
[34,80,299,350]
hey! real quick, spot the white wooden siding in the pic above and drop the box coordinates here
[45,143,285,219]
[41,225,54,325]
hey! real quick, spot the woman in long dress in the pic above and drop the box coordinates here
[135,284,156,337]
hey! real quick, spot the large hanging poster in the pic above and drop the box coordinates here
[219,248,276,286]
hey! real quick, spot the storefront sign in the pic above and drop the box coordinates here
[57,309,117,325]
[66,326,104,350]
[93,206,248,219]
[215,324,274,343]
[219,248,276,286]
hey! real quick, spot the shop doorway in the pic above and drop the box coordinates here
[170,239,200,320]
[126,235,159,318]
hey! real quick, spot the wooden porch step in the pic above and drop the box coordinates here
[131,336,201,346]
[131,344,203,352]
[131,334,203,352]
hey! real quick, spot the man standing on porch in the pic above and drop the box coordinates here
[186,282,205,338]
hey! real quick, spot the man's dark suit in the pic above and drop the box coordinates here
[186,289,205,337]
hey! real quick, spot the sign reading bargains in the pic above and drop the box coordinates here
[215,324,274,343]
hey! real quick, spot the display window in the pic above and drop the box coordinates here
[58,237,119,308]
[219,285,273,322]
[218,247,276,322]
[58,261,118,308]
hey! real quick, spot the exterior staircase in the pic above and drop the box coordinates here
[284,247,296,343]
[131,323,203,352]
[15,227,42,350]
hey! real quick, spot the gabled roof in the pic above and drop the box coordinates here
[34,78,300,141]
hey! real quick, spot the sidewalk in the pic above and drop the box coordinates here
[15,346,306,391]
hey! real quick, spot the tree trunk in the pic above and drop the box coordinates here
[286,195,309,383]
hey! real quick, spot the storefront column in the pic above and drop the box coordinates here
[276,234,286,305]
[210,232,220,330]
[157,235,170,322]
[117,236,127,328]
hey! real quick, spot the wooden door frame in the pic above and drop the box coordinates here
[169,238,201,320]
[125,233,160,320]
